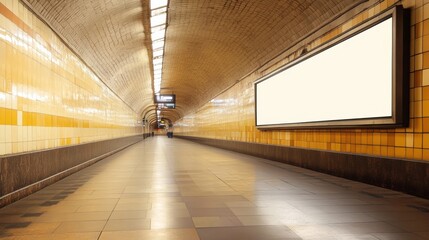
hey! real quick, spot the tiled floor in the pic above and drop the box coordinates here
[1,137,429,240]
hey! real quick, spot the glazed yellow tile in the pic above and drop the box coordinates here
[416,147,424,160]
[424,3,429,19]
[423,149,429,159]
[423,133,429,148]
[417,53,423,70]
[414,118,423,132]
[414,87,422,101]
[4,108,11,125]
[424,19,429,35]
[422,52,429,69]
[406,148,415,159]
[373,146,381,155]
[0,2,141,155]
[415,101,423,117]
[423,100,429,116]
[414,133,423,147]
[0,108,5,124]
[373,133,381,145]
[416,22,423,38]
[423,35,429,53]
[406,133,414,147]
[423,117,429,132]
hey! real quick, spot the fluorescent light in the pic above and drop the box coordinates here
[153,47,164,52]
[151,13,166,27]
[152,40,164,49]
[151,7,167,16]
[153,49,164,57]
[151,25,165,33]
[152,30,165,41]
[153,58,163,65]
[151,0,168,10]
[150,0,168,95]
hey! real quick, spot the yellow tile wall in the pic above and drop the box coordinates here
[0,0,142,155]
[175,0,429,162]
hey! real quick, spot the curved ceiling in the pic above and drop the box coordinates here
[23,0,154,115]
[23,0,359,122]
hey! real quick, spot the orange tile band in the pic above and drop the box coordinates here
[0,107,133,128]
[0,2,34,38]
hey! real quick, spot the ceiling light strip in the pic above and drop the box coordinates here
[150,0,168,96]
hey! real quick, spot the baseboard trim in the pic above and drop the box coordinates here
[176,135,429,199]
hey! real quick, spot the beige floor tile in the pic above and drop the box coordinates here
[54,221,106,233]
[36,212,111,222]
[0,232,100,240]
[113,203,151,211]
[237,215,283,226]
[116,198,150,204]
[76,204,116,213]
[150,217,194,229]
[372,233,427,240]
[146,208,191,218]
[1,222,61,235]
[103,219,150,231]
[192,216,242,228]
[99,228,200,240]
[109,210,147,220]
[196,225,299,240]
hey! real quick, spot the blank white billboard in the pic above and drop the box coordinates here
[256,17,394,127]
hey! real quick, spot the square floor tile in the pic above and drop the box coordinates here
[104,219,150,231]
[196,225,299,240]
[54,221,106,233]
[150,217,194,229]
[192,216,242,228]
[99,228,200,240]
[188,208,234,217]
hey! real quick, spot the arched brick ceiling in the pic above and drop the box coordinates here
[164,0,359,118]
[23,0,359,121]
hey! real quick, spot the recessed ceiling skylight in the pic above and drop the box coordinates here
[150,0,168,96]
[151,7,167,16]
[152,30,165,41]
[151,25,165,33]
[152,40,164,50]
[151,0,168,10]
[150,13,166,27]
[153,49,164,57]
